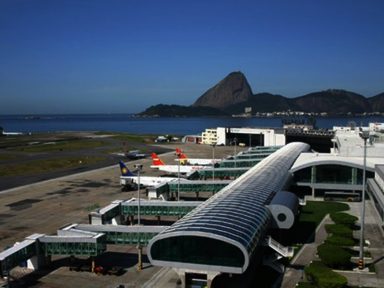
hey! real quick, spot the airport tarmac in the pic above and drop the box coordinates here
[0,143,240,287]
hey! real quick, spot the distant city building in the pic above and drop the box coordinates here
[201,128,218,145]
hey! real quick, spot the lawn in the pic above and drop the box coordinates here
[9,139,107,153]
[280,201,350,245]
[0,156,106,176]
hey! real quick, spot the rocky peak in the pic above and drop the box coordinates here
[192,71,253,109]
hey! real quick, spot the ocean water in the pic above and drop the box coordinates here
[1,114,384,135]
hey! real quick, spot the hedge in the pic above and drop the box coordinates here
[330,212,358,227]
[305,261,348,288]
[325,224,353,238]
[317,243,352,269]
[325,234,356,247]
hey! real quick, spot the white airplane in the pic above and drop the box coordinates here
[150,153,206,174]
[175,148,221,166]
[1,131,23,136]
[119,161,186,190]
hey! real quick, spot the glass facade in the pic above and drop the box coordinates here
[151,236,244,267]
[294,164,374,185]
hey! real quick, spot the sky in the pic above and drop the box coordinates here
[1,0,384,114]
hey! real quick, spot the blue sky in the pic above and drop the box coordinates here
[1,0,383,114]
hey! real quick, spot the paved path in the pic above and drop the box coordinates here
[281,200,384,288]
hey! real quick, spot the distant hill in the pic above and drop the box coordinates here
[369,92,384,112]
[138,104,226,117]
[292,89,372,114]
[138,72,384,116]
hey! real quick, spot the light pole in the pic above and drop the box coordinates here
[176,151,181,201]
[211,143,216,181]
[358,130,369,270]
[234,138,237,168]
[134,163,143,271]
[134,164,143,225]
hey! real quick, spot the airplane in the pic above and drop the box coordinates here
[112,150,147,159]
[1,130,24,136]
[175,148,221,166]
[119,161,184,190]
[125,150,147,160]
[150,153,206,174]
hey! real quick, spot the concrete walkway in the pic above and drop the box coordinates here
[281,200,384,288]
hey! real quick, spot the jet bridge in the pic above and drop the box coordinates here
[121,199,203,218]
[148,180,232,200]
[187,168,249,180]
[72,224,168,245]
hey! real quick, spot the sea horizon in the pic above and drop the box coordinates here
[1,114,384,136]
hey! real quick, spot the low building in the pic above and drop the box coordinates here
[202,127,286,146]
[182,135,202,144]
[291,125,384,199]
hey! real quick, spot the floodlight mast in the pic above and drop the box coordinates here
[212,143,216,181]
[134,164,143,225]
[134,163,143,271]
[358,129,369,270]
[176,151,181,201]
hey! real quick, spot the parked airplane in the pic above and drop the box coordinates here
[175,148,220,166]
[119,161,182,190]
[112,150,147,159]
[125,150,147,160]
[150,153,206,174]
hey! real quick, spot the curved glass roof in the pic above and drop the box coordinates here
[148,142,309,274]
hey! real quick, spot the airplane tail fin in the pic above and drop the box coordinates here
[119,161,135,176]
[151,153,165,166]
[175,148,188,159]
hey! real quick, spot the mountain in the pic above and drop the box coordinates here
[192,71,253,109]
[138,104,226,117]
[138,71,384,116]
[369,92,384,112]
[226,92,293,114]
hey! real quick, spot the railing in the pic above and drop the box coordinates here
[265,236,293,257]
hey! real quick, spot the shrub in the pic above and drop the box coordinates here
[325,224,353,238]
[325,234,356,247]
[330,212,358,228]
[305,261,348,288]
[317,244,352,269]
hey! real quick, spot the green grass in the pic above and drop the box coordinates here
[330,212,358,227]
[111,133,155,143]
[0,156,106,176]
[0,153,18,161]
[86,203,101,212]
[284,201,349,244]
[325,224,353,238]
[10,140,107,153]
[305,261,348,288]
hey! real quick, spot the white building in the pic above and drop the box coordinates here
[201,127,286,146]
